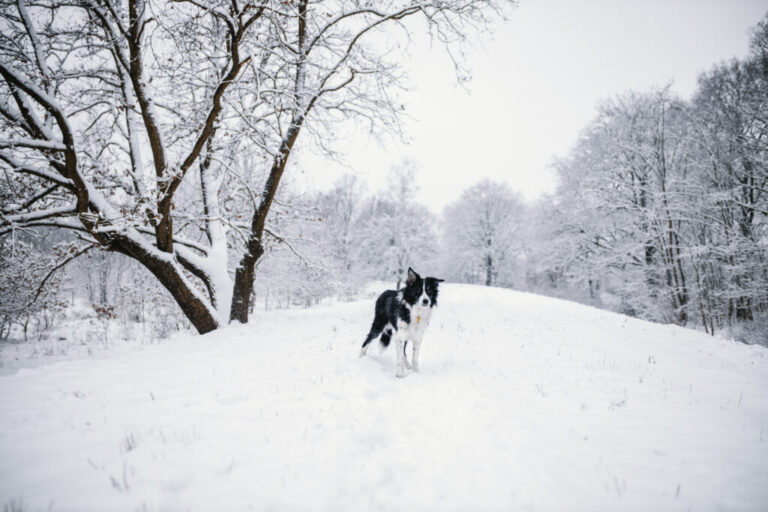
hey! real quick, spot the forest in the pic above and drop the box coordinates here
[0,2,766,346]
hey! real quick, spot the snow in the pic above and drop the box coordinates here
[3,204,76,224]
[15,0,52,92]
[0,138,65,150]
[1,284,767,511]
[199,169,233,324]
[0,149,73,188]
[0,61,64,123]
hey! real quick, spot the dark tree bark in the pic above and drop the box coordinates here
[230,120,304,323]
[113,236,219,333]
[230,0,309,323]
[485,253,493,286]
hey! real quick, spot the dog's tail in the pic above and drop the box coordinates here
[360,314,387,357]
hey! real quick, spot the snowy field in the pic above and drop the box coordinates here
[1,284,767,511]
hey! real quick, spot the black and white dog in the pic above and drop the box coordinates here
[360,268,444,378]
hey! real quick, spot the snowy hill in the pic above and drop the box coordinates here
[1,284,767,511]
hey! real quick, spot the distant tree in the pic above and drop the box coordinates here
[316,175,364,274]
[442,179,524,287]
[355,162,437,288]
[529,14,768,337]
[539,88,698,324]
[690,27,768,325]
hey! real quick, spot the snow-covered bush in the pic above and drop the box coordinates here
[0,237,69,341]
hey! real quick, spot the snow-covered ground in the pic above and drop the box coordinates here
[1,284,767,511]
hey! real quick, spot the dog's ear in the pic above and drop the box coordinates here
[435,278,445,283]
[407,267,419,285]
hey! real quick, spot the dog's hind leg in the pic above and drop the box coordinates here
[380,328,392,348]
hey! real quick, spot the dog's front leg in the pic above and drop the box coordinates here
[395,333,407,378]
[411,336,422,373]
[403,340,412,370]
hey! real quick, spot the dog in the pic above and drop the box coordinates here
[359,268,444,378]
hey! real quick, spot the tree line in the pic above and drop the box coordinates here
[531,14,768,340]
[2,2,765,344]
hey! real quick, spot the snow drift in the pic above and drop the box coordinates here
[1,284,766,511]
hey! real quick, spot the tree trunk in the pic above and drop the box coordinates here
[230,242,265,324]
[485,254,493,286]
[114,237,218,334]
[229,115,306,323]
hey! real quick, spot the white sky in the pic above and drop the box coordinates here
[296,0,768,212]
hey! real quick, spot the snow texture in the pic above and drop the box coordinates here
[1,284,766,511]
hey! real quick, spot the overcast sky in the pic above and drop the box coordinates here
[297,0,768,212]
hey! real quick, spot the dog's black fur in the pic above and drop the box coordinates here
[360,267,443,353]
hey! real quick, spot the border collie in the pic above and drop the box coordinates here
[359,268,444,378]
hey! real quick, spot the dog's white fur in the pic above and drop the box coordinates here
[393,284,433,377]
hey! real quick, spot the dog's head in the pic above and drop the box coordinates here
[403,267,444,308]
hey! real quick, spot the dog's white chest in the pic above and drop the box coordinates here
[403,306,431,336]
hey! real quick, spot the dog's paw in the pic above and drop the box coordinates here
[395,372,406,378]
[404,360,412,370]
[412,364,420,373]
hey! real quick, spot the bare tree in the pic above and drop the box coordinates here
[691,40,768,325]
[0,0,511,333]
[354,161,437,289]
[530,28,768,335]
[442,179,524,287]
[538,88,698,324]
